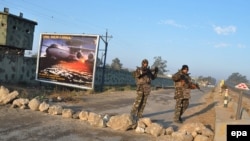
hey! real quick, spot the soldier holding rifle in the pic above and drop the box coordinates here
[130,59,158,121]
[172,65,201,123]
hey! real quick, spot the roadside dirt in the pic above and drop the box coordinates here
[0,85,216,141]
[183,89,216,131]
[226,89,250,117]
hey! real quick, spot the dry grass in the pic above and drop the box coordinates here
[3,84,136,102]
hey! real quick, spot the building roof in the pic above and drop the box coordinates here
[0,8,37,25]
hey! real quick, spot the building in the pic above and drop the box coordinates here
[0,7,37,55]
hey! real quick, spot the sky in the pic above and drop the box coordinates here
[1,0,249,81]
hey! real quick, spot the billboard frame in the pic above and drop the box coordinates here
[35,33,100,90]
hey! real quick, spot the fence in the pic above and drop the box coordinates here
[0,54,173,89]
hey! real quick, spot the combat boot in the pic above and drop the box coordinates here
[173,119,182,123]
[174,119,182,123]
[179,117,183,123]
[130,113,139,123]
[173,116,182,123]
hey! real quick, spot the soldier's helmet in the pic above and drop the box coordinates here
[141,59,148,66]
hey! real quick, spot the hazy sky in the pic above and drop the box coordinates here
[1,0,249,81]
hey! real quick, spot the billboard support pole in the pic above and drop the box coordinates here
[100,30,112,92]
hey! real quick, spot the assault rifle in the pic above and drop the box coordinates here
[180,75,204,93]
[138,67,158,79]
[190,83,205,93]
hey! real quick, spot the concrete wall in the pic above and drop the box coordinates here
[0,54,37,84]
[0,55,173,88]
[94,67,173,88]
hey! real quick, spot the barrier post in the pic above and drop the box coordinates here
[224,89,229,107]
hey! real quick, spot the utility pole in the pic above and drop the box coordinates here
[100,30,112,91]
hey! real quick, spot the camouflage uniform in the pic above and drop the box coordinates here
[172,65,193,123]
[130,59,157,119]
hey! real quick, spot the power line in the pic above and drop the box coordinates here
[0,0,106,33]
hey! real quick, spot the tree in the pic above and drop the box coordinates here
[111,58,122,70]
[226,72,249,85]
[105,64,111,68]
[151,56,168,75]
[197,76,216,85]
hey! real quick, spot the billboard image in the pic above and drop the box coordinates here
[36,33,100,89]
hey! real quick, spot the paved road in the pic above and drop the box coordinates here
[0,87,212,141]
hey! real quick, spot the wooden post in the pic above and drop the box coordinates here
[235,90,243,120]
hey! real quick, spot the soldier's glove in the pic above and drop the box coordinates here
[195,83,200,90]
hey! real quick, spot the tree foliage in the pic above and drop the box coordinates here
[105,64,111,68]
[111,58,123,70]
[151,56,168,75]
[226,72,249,85]
[197,76,216,85]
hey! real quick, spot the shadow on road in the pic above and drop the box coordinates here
[144,102,204,118]
[184,101,218,120]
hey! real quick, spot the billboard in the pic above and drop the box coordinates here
[36,33,100,89]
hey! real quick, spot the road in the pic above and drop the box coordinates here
[0,87,214,141]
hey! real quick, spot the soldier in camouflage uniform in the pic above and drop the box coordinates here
[130,59,158,120]
[172,65,197,123]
